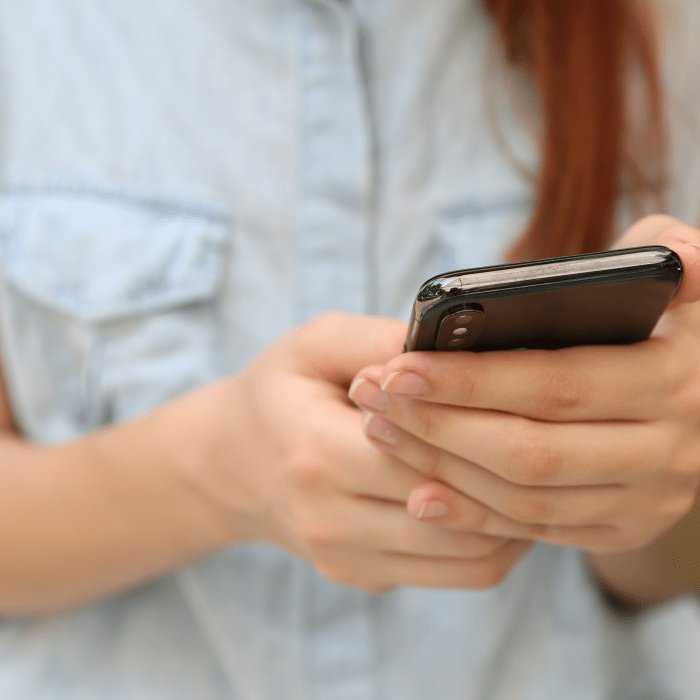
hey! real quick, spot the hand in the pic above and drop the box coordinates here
[202,313,532,591]
[349,216,700,555]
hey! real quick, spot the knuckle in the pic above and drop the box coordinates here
[669,379,700,422]
[657,489,697,522]
[464,500,490,532]
[463,535,508,558]
[525,522,550,538]
[607,526,639,551]
[620,527,655,551]
[286,448,334,493]
[316,558,376,590]
[442,494,490,532]
[591,525,643,553]
[535,366,590,417]
[660,336,690,391]
[667,442,700,484]
[291,507,341,548]
[454,363,479,405]
[467,559,511,589]
[415,403,443,445]
[504,422,563,484]
[659,331,700,411]
[285,434,338,493]
[296,518,331,548]
[287,457,328,491]
[417,443,446,480]
[315,560,353,586]
[504,491,552,523]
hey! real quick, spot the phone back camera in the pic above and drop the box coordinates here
[435,308,484,351]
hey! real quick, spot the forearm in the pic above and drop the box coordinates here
[0,382,259,617]
[587,491,700,612]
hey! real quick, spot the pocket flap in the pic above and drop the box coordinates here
[0,191,228,320]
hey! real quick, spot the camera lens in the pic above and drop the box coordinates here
[435,306,484,351]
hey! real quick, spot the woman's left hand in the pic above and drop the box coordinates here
[349,216,700,555]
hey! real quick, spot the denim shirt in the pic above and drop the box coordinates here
[0,1,699,698]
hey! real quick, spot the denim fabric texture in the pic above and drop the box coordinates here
[0,1,699,698]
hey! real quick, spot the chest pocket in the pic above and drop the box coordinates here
[0,191,230,443]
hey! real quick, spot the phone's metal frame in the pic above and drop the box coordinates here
[405,246,682,352]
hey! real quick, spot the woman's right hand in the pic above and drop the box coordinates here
[198,313,532,592]
[0,313,530,616]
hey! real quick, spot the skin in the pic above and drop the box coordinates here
[349,215,700,610]
[0,214,697,615]
[0,313,527,615]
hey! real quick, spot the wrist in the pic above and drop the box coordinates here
[146,378,275,549]
[587,545,690,614]
[588,491,700,613]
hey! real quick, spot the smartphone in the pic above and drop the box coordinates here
[404,246,683,352]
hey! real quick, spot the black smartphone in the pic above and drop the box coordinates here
[404,246,683,352]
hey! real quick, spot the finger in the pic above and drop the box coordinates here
[613,215,700,307]
[348,366,392,413]
[364,416,635,527]
[277,369,428,505]
[362,217,700,424]
[289,313,406,385]
[337,497,510,560]
[314,537,533,591]
[299,394,439,504]
[317,398,550,530]
[363,403,674,487]
[370,337,676,422]
[294,387,537,523]
[402,479,625,552]
[289,476,509,561]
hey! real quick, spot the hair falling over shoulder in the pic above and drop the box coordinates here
[484,0,667,260]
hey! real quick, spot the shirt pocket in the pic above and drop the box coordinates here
[0,190,230,443]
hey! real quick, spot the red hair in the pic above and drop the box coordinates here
[484,0,666,260]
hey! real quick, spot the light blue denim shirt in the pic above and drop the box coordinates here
[0,1,699,698]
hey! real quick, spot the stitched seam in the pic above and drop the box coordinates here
[0,184,230,223]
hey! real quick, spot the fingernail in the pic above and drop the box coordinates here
[381,371,429,396]
[415,500,450,520]
[363,412,400,446]
[349,378,391,413]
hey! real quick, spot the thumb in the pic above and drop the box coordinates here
[291,312,407,384]
[615,214,700,307]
